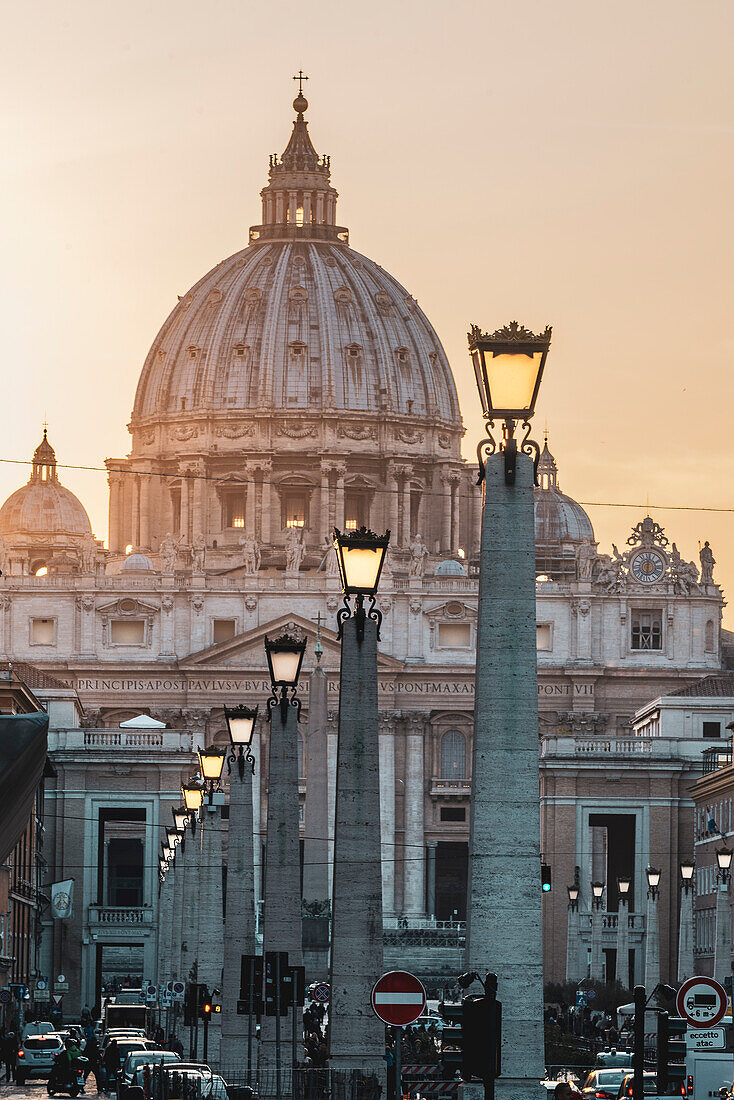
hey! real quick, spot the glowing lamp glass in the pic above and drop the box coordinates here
[333,527,390,597]
[717,846,733,871]
[567,885,579,903]
[468,321,552,421]
[224,705,258,747]
[680,860,695,881]
[198,746,226,781]
[173,806,188,833]
[182,782,203,812]
[264,634,306,688]
[591,881,604,899]
[617,877,632,897]
[646,866,661,888]
[166,827,179,850]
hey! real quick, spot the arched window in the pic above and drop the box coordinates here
[441,730,466,780]
[705,619,715,653]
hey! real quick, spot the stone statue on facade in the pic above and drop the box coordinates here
[320,535,339,576]
[160,532,180,573]
[700,540,716,584]
[409,534,429,578]
[191,532,206,573]
[240,533,261,576]
[576,538,596,581]
[673,558,701,597]
[595,553,624,593]
[285,526,305,572]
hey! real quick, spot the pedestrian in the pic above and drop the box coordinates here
[4,1032,17,1083]
[83,1033,100,1091]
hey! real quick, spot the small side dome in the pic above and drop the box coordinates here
[122,552,155,574]
[0,429,92,538]
[534,436,595,583]
[435,559,465,577]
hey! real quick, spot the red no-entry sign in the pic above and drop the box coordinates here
[371,970,426,1027]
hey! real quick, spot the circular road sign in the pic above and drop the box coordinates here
[372,970,426,1027]
[172,981,185,996]
[312,983,330,1004]
[677,976,728,1028]
[57,974,66,984]
[0,989,11,1005]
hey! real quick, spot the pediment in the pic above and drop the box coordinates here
[181,612,404,673]
[423,600,477,623]
[96,597,160,617]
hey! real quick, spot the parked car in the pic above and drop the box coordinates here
[104,1038,156,1077]
[581,1069,630,1099]
[16,1034,65,1084]
[161,1065,229,1100]
[120,1051,180,1087]
[22,1021,56,1039]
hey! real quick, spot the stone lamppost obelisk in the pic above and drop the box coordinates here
[261,634,307,1092]
[465,321,552,1100]
[220,706,258,1070]
[590,882,605,981]
[565,884,580,982]
[644,866,661,992]
[616,876,632,989]
[713,846,732,985]
[329,527,390,1081]
[302,634,331,978]
[157,854,174,986]
[677,860,695,982]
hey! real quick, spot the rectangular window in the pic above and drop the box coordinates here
[703,721,722,739]
[31,618,55,645]
[213,619,236,645]
[223,492,246,529]
[283,492,307,529]
[440,807,466,822]
[536,623,553,651]
[170,489,181,535]
[345,492,368,532]
[631,610,662,651]
[437,623,471,648]
[110,620,145,645]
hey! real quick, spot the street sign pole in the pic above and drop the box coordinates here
[248,957,254,1084]
[633,985,646,1100]
[393,1026,402,1100]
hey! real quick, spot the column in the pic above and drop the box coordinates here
[426,843,437,919]
[131,475,140,548]
[565,902,580,982]
[260,468,272,545]
[327,713,338,899]
[220,760,256,1068]
[108,475,123,552]
[252,724,263,915]
[644,890,660,991]
[590,904,604,982]
[403,714,425,916]
[471,476,482,558]
[450,479,460,552]
[288,190,297,224]
[195,805,224,1062]
[379,715,396,917]
[441,474,453,553]
[139,475,151,550]
[713,882,731,985]
[320,468,331,544]
[180,475,190,545]
[245,469,256,535]
[402,475,413,547]
[156,868,175,986]
[335,466,346,532]
[315,192,324,223]
[191,461,204,539]
[388,470,400,545]
[677,883,695,982]
[275,192,284,223]
[261,703,303,1082]
[615,899,630,988]
[466,453,544,1100]
[303,192,312,224]
[329,614,385,1080]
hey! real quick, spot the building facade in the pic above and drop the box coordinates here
[0,90,727,1008]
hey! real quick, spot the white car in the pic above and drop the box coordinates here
[161,1065,229,1100]
[16,1034,65,1084]
[121,1051,181,1086]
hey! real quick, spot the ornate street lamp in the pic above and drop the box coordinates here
[224,704,258,777]
[166,826,180,852]
[646,865,661,898]
[468,320,552,485]
[567,884,579,911]
[181,780,203,832]
[717,846,732,883]
[680,859,695,893]
[591,881,605,910]
[198,745,227,803]
[264,633,307,722]
[172,805,188,833]
[333,526,390,643]
[617,876,632,899]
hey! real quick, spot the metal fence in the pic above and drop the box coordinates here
[212,1066,381,1100]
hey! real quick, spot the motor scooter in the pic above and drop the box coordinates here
[47,1054,88,1097]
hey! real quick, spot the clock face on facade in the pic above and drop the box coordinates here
[630,550,666,584]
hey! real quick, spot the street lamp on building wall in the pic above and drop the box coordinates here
[224,704,258,777]
[646,866,661,899]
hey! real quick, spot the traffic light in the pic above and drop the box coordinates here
[438,1000,464,1078]
[656,1013,686,1095]
[541,864,552,893]
[184,982,197,1026]
[198,983,211,1019]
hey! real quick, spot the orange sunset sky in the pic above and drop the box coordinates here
[1,0,733,612]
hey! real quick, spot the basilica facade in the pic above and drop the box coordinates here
[0,90,726,1013]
